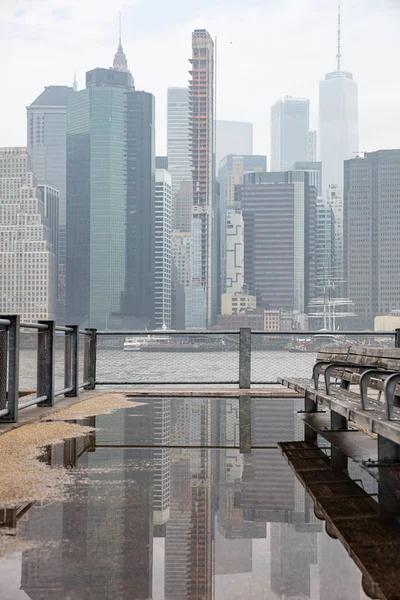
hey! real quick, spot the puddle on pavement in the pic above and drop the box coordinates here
[0,396,395,599]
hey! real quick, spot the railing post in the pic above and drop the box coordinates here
[84,328,97,389]
[395,329,400,348]
[239,328,251,389]
[2,315,20,422]
[37,320,55,407]
[65,325,78,397]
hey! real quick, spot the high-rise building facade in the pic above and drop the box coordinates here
[66,43,155,329]
[154,169,172,329]
[344,150,400,329]
[292,161,322,196]
[216,120,253,168]
[326,184,343,277]
[0,148,57,321]
[319,8,358,191]
[218,155,266,297]
[238,171,316,313]
[167,87,192,232]
[271,96,309,171]
[315,198,336,295]
[307,130,317,162]
[27,85,73,321]
[189,30,215,326]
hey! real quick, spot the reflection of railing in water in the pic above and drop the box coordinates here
[279,440,400,600]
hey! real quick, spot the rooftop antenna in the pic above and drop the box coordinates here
[73,71,77,92]
[336,1,342,73]
[119,9,122,47]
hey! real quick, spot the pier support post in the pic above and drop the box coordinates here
[84,328,97,390]
[239,328,251,389]
[1,315,20,422]
[37,320,55,407]
[65,326,79,397]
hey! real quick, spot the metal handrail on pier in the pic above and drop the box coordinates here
[0,315,399,423]
[0,315,96,423]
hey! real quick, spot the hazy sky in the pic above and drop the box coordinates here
[1,0,399,157]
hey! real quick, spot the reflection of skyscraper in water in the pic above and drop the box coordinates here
[165,398,213,600]
[270,522,316,599]
[217,399,266,540]
[242,398,303,522]
[153,398,171,526]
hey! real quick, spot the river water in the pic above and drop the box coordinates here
[18,347,318,391]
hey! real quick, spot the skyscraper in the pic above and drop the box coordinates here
[307,130,317,162]
[344,150,400,329]
[167,87,192,232]
[218,155,267,296]
[319,5,358,191]
[326,184,344,277]
[271,96,309,171]
[238,171,316,313]
[0,148,57,321]
[66,39,155,329]
[154,169,172,329]
[189,29,215,326]
[216,120,253,168]
[27,85,73,321]
[315,198,336,295]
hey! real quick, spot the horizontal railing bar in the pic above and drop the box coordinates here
[96,381,239,386]
[55,326,73,333]
[19,395,47,410]
[96,329,396,337]
[0,319,11,326]
[0,408,9,417]
[20,322,48,330]
[97,330,240,336]
[79,382,91,389]
[54,387,73,398]
[79,330,90,336]
[251,330,396,336]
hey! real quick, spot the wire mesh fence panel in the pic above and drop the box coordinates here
[0,327,7,411]
[251,334,318,384]
[19,330,38,396]
[54,334,68,394]
[251,332,396,384]
[96,333,240,386]
[78,333,87,387]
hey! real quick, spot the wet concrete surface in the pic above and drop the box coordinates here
[0,395,396,599]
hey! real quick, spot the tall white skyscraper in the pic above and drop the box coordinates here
[0,148,57,321]
[189,29,215,326]
[271,96,310,171]
[167,87,192,232]
[154,169,172,329]
[319,5,358,192]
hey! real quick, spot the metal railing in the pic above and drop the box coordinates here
[0,315,96,423]
[0,315,398,422]
[95,328,398,387]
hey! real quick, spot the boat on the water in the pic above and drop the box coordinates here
[123,333,229,352]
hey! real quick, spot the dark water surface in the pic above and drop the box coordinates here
[0,398,378,599]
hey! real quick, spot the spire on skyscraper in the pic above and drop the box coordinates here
[113,11,129,72]
[73,71,77,92]
[336,1,342,73]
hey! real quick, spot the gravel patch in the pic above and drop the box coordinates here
[46,393,145,421]
[0,422,93,508]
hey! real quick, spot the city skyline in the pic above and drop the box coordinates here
[0,1,399,158]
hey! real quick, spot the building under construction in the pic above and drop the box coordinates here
[188,29,215,326]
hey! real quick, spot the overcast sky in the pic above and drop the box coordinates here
[1,0,399,157]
